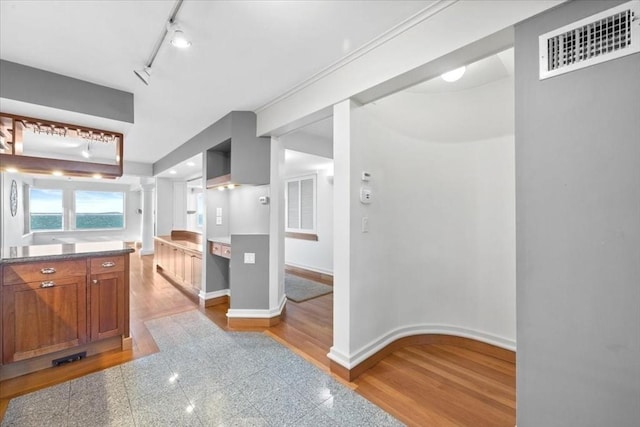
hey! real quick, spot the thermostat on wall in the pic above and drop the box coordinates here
[360,187,373,204]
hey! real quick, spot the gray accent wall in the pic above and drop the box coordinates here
[154,111,270,182]
[229,235,270,310]
[0,60,134,123]
[515,1,640,426]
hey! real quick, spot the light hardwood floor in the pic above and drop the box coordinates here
[0,254,515,426]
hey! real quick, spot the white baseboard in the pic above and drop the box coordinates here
[329,324,516,370]
[226,295,287,319]
[198,289,230,302]
[285,261,333,276]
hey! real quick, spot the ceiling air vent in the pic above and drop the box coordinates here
[539,0,640,80]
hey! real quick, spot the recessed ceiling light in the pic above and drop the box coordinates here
[441,66,466,83]
[169,170,177,175]
[187,162,195,167]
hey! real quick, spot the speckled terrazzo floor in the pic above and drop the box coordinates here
[1,310,404,426]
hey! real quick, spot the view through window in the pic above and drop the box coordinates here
[75,191,124,229]
[30,188,63,231]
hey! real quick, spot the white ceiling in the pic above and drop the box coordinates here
[0,0,431,165]
[367,48,515,143]
[284,149,332,178]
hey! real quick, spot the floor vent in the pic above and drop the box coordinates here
[539,0,640,80]
[52,351,86,367]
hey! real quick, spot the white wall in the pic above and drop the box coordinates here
[155,177,173,236]
[281,125,335,274]
[330,102,516,367]
[28,178,141,244]
[285,168,334,274]
[1,172,34,247]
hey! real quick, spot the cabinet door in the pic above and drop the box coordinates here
[184,253,193,286]
[2,277,87,364]
[174,248,185,282]
[154,241,161,267]
[89,271,125,341]
[191,255,202,288]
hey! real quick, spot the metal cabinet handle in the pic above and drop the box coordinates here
[41,267,56,274]
[101,261,116,268]
[40,281,55,288]
[92,279,99,284]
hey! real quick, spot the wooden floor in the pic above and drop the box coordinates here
[0,254,515,426]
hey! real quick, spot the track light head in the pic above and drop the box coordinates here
[167,21,191,48]
[134,67,152,85]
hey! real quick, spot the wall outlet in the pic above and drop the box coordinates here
[244,253,255,264]
[216,217,222,225]
[216,207,222,216]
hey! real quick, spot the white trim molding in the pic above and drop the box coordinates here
[198,288,230,302]
[285,261,333,276]
[329,324,516,370]
[255,0,457,113]
[226,294,287,319]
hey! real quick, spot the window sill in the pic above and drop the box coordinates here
[285,232,318,241]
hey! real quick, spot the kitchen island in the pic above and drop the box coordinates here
[0,241,134,380]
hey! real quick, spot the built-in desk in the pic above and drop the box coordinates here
[208,237,231,259]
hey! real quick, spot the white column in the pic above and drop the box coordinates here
[327,99,354,369]
[269,136,286,314]
[139,182,155,256]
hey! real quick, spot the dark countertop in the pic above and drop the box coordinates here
[0,241,135,264]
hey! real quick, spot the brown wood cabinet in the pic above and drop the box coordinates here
[89,255,127,342]
[154,235,202,295]
[2,276,87,364]
[0,243,133,379]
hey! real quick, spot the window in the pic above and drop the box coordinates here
[286,175,316,236]
[196,192,204,228]
[75,191,124,229]
[29,188,63,231]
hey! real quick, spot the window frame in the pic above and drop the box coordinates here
[285,174,317,238]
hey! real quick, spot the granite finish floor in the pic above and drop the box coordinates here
[1,310,403,426]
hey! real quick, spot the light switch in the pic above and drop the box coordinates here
[362,216,369,233]
[244,253,255,264]
[216,217,222,225]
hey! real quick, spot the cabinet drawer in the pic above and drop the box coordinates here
[3,259,87,285]
[212,243,222,256]
[90,255,125,274]
[220,244,231,259]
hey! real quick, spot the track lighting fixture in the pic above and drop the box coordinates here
[168,22,191,48]
[134,0,190,86]
[134,67,152,85]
